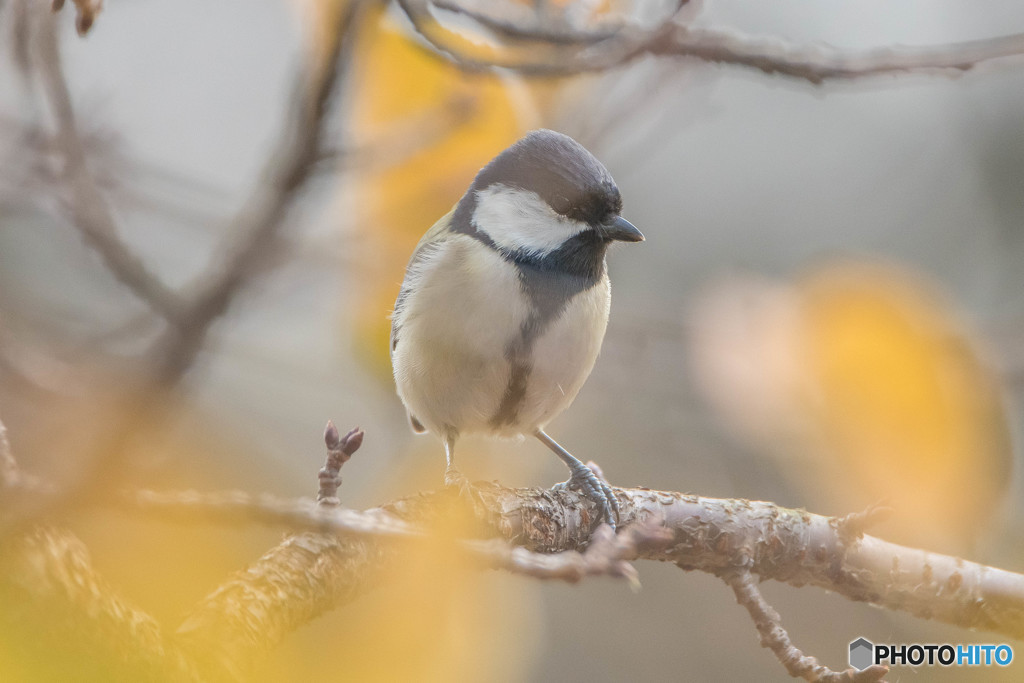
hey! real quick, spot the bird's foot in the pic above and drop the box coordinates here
[444,464,468,489]
[552,461,619,531]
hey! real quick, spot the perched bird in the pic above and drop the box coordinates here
[390,129,643,528]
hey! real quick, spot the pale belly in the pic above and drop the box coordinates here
[392,236,610,438]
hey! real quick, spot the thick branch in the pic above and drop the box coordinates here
[175,532,390,681]
[0,526,199,681]
[123,482,1024,642]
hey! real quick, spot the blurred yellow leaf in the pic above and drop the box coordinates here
[798,264,1009,548]
[690,261,1010,551]
[346,14,529,378]
[302,504,530,683]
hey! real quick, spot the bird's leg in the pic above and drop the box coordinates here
[535,430,619,530]
[443,435,466,488]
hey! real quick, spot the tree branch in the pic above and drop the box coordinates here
[646,25,1024,84]
[147,0,374,386]
[30,5,183,322]
[51,0,103,36]
[0,526,200,681]
[397,0,1024,82]
[725,570,888,682]
[3,0,377,539]
[118,480,1024,642]
[4,414,1024,681]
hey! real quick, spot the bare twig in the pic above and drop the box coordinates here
[51,0,103,36]
[834,502,894,544]
[0,416,52,496]
[30,6,182,321]
[428,0,688,46]
[645,25,1024,84]
[0,416,16,487]
[148,0,374,385]
[126,487,419,538]
[473,521,670,588]
[725,570,888,683]
[317,421,363,506]
[2,0,376,539]
[26,0,375,383]
[397,1,1024,82]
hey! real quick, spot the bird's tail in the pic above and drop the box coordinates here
[408,413,427,434]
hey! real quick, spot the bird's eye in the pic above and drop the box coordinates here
[550,195,571,215]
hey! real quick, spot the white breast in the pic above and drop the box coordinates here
[393,234,611,440]
[513,274,611,434]
[392,235,531,436]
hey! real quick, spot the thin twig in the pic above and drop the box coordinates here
[148,0,374,385]
[317,421,363,506]
[473,521,670,588]
[2,0,377,539]
[31,6,182,321]
[52,0,103,36]
[429,0,687,46]
[397,1,1024,82]
[725,570,889,682]
[647,25,1024,84]
[0,416,16,487]
[834,502,894,544]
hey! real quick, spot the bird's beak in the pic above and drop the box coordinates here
[602,216,645,242]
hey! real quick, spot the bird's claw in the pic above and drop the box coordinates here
[444,465,468,489]
[553,464,619,531]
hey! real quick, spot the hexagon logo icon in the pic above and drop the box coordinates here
[849,637,874,671]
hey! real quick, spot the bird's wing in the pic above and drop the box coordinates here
[390,209,457,435]
[390,208,456,357]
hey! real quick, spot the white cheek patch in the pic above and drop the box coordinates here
[472,184,588,256]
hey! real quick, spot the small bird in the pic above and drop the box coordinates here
[390,129,643,528]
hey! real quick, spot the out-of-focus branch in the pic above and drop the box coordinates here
[25,0,375,385]
[428,0,690,46]
[0,526,200,681]
[0,417,17,487]
[51,0,103,36]
[148,0,373,385]
[645,25,1024,84]
[31,6,183,322]
[175,532,385,681]
[398,0,1024,82]
[3,0,376,539]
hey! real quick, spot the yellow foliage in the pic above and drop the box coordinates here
[281,500,533,683]
[347,14,528,377]
[691,261,1010,551]
[797,264,1008,547]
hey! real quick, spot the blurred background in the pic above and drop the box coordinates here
[2,0,1024,680]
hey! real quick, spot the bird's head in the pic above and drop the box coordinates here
[452,129,643,277]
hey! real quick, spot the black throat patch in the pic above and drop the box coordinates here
[489,250,606,429]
